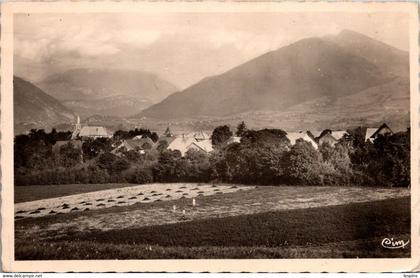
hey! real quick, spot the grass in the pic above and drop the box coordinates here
[16,234,409,260]
[69,197,411,247]
[15,185,409,238]
[15,183,140,203]
[15,197,410,259]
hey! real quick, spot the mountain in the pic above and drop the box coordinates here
[38,68,178,118]
[325,29,409,78]
[137,30,409,130]
[14,76,75,134]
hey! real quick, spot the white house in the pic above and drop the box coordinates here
[365,123,393,142]
[112,138,154,155]
[188,139,213,154]
[286,131,318,149]
[168,135,213,156]
[167,136,196,156]
[78,126,111,139]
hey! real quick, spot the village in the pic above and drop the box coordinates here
[51,116,395,159]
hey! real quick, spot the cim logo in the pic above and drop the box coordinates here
[381,237,410,249]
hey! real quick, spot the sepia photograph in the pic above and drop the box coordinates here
[1,1,419,273]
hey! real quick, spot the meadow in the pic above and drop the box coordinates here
[15,183,410,259]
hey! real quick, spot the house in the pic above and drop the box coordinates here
[365,123,393,142]
[228,136,241,144]
[183,131,210,141]
[78,126,111,139]
[331,131,348,141]
[111,138,154,155]
[286,131,318,149]
[168,135,214,156]
[167,136,196,156]
[188,139,214,154]
[315,129,348,147]
[134,137,155,148]
[70,115,111,139]
[155,136,177,150]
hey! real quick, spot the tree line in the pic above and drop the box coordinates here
[14,123,410,188]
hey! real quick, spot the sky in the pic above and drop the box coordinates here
[14,12,409,89]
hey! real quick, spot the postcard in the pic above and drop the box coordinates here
[1,1,419,272]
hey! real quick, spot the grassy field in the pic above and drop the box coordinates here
[15,197,410,259]
[15,185,409,233]
[16,234,409,259]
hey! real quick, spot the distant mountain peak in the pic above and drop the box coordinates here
[37,68,178,118]
[337,29,366,37]
[136,31,408,124]
[333,29,407,53]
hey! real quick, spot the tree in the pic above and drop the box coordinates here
[152,149,186,182]
[113,130,130,140]
[211,125,233,147]
[319,142,335,162]
[221,141,286,184]
[366,131,410,187]
[236,121,247,137]
[111,158,130,173]
[157,140,169,152]
[82,138,113,160]
[123,150,143,163]
[14,129,56,170]
[241,128,288,148]
[319,142,353,185]
[58,142,82,168]
[284,139,323,185]
[97,152,118,171]
[129,167,153,184]
[142,142,153,150]
[185,149,211,181]
[150,132,159,143]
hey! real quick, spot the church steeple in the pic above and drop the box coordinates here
[71,115,82,139]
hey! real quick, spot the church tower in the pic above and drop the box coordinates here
[71,115,81,139]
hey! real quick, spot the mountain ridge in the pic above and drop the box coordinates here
[137,32,404,120]
[38,68,178,118]
[14,76,76,134]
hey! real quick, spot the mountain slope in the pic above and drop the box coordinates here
[325,29,409,78]
[138,34,398,120]
[38,68,178,118]
[14,76,75,133]
[235,76,409,131]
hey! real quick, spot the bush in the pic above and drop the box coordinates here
[129,167,154,184]
[284,139,323,185]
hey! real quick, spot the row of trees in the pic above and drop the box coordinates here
[14,127,159,170]
[14,123,410,188]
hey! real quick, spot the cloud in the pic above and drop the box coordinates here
[14,12,408,87]
[15,20,120,61]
